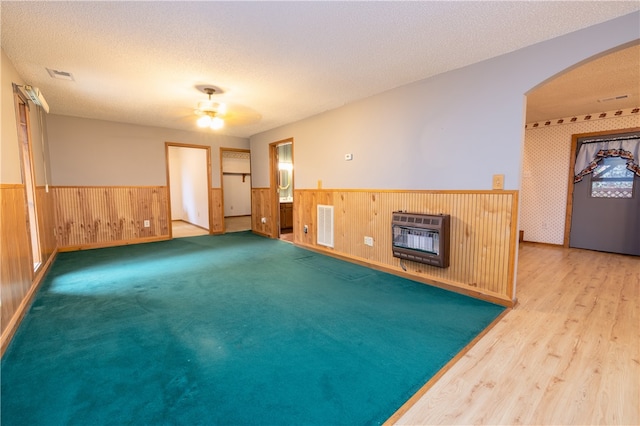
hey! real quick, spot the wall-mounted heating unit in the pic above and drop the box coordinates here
[392,212,450,268]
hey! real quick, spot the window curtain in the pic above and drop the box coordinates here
[574,137,640,183]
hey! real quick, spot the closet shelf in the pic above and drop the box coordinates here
[223,172,251,182]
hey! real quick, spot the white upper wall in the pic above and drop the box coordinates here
[250,12,640,191]
[46,114,249,187]
[177,146,209,228]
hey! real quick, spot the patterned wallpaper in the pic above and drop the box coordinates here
[521,108,640,244]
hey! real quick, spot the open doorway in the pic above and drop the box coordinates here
[166,143,212,238]
[269,138,294,242]
[521,43,638,248]
[220,148,252,233]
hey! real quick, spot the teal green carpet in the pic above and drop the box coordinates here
[2,232,504,425]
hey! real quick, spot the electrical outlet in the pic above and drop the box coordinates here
[492,174,504,190]
[345,153,353,161]
[143,220,150,228]
[304,225,308,234]
[364,236,374,246]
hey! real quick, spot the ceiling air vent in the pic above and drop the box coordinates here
[597,94,630,103]
[46,68,75,81]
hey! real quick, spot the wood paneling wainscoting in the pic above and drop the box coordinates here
[53,186,170,251]
[211,188,223,234]
[36,186,57,258]
[1,184,32,349]
[251,188,274,237]
[1,184,57,355]
[251,189,518,305]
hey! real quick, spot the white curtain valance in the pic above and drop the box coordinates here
[574,138,640,183]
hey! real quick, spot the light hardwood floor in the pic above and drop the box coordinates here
[171,220,209,238]
[394,243,639,425]
[225,215,252,233]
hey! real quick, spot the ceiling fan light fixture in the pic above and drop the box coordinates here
[194,86,226,130]
[215,102,227,115]
[210,116,224,130]
[197,115,212,127]
[197,100,214,112]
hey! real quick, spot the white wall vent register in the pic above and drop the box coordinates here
[317,205,334,248]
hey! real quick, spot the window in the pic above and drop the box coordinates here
[591,156,634,198]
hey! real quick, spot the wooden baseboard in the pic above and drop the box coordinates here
[1,248,58,357]
[251,230,270,238]
[295,241,515,308]
[58,235,170,252]
[521,240,564,248]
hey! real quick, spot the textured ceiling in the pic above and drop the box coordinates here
[526,43,640,123]
[1,1,639,138]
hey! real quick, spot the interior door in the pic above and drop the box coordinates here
[569,132,640,255]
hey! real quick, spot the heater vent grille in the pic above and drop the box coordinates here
[392,212,450,268]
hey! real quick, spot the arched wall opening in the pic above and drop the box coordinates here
[520,41,639,246]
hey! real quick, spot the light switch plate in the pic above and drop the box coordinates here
[492,174,504,190]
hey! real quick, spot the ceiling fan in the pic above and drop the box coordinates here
[195,87,226,130]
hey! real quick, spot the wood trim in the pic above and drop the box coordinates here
[0,183,25,189]
[164,141,212,150]
[523,240,564,248]
[383,308,511,425]
[506,190,519,301]
[211,187,223,234]
[563,127,640,247]
[269,138,294,239]
[219,147,251,153]
[57,236,170,252]
[251,230,271,238]
[52,185,166,189]
[269,142,279,238]
[295,188,519,195]
[220,147,251,234]
[165,142,212,237]
[165,141,173,238]
[35,186,57,268]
